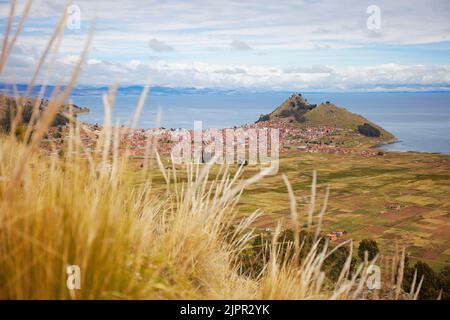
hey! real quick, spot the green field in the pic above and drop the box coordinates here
[236,150,450,269]
[133,148,450,269]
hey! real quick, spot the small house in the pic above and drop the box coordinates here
[388,203,401,211]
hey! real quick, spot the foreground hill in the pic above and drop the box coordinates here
[257,93,395,144]
[0,94,89,131]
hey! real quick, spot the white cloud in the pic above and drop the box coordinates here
[87,59,102,65]
[1,0,450,90]
[4,0,450,52]
[127,60,142,69]
[61,55,81,65]
[148,39,175,52]
[230,39,253,51]
[5,54,449,91]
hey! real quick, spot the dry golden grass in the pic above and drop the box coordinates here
[0,131,257,299]
[0,130,419,299]
[0,0,420,300]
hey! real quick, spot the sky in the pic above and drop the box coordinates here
[1,0,450,91]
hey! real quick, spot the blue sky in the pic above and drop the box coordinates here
[1,0,450,91]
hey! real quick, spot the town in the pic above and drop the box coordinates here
[40,120,380,162]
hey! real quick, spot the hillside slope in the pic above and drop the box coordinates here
[303,103,393,138]
[257,93,395,141]
[0,95,89,131]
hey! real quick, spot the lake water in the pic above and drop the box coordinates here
[74,92,450,154]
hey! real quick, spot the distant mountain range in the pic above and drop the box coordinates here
[1,83,449,99]
[0,83,290,98]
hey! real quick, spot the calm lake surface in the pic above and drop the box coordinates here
[75,92,450,154]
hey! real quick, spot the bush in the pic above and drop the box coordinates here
[358,123,381,137]
[402,257,450,300]
[358,239,379,261]
[403,261,439,299]
[438,265,450,300]
[237,229,356,283]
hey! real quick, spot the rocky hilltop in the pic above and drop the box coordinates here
[257,93,394,141]
[0,94,89,131]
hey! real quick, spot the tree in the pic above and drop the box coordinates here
[358,239,379,261]
[438,265,450,300]
[324,245,356,282]
[403,256,450,300]
[411,261,440,300]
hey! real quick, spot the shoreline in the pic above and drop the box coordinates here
[59,95,450,156]
[63,119,450,159]
[375,139,450,156]
[75,114,450,157]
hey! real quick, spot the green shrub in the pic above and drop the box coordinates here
[358,239,379,261]
[358,123,381,137]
